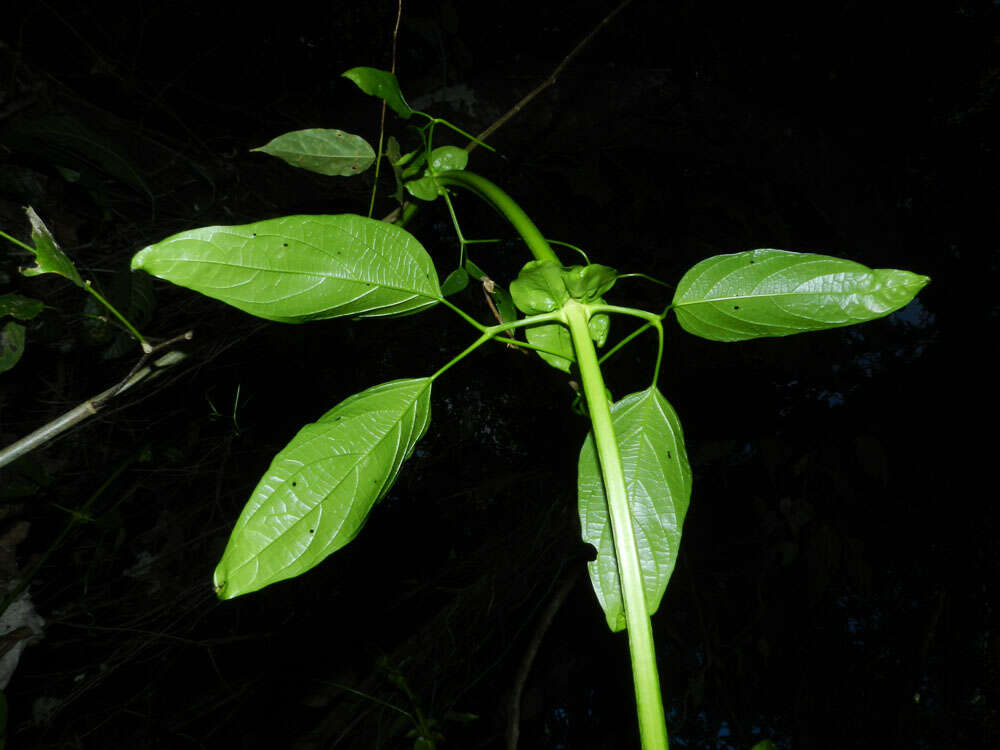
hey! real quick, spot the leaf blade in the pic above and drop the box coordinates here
[0,293,44,321]
[19,207,84,286]
[131,214,442,322]
[0,321,27,373]
[213,377,433,598]
[578,387,692,632]
[342,67,413,119]
[671,249,929,341]
[251,129,376,177]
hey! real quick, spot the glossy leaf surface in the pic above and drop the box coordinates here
[672,249,929,342]
[578,387,692,632]
[252,129,375,176]
[214,377,433,598]
[132,214,442,322]
[342,67,413,119]
[510,261,570,315]
[19,207,83,286]
[405,146,469,201]
[563,263,617,301]
[511,261,618,315]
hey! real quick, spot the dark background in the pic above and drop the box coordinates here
[0,1,995,748]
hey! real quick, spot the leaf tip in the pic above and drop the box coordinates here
[130,247,151,272]
[213,568,238,600]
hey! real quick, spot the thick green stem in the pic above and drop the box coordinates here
[434,171,560,264]
[563,301,669,750]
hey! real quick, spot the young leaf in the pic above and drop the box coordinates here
[672,249,930,342]
[526,322,574,372]
[427,145,469,173]
[405,145,470,201]
[251,129,376,177]
[131,214,442,322]
[440,267,470,296]
[19,207,84,287]
[578,387,692,632]
[524,309,609,374]
[213,377,433,598]
[563,264,617,301]
[342,67,414,119]
[510,260,569,315]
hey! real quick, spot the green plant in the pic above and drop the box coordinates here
[0,211,187,469]
[129,68,929,749]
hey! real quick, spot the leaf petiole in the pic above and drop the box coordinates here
[430,312,564,381]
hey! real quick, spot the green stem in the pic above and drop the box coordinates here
[562,301,669,750]
[430,312,563,380]
[435,171,560,264]
[587,304,665,385]
[82,282,150,350]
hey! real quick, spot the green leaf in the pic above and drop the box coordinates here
[510,261,618,317]
[342,67,414,119]
[578,387,692,632]
[464,258,489,282]
[493,286,518,325]
[214,377,433,598]
[671,249,930,342]
[0,293,44,320]
[464,259,519,324]
[405,146,469,201]
[526,322,574,373]
[510,261,569,315]
[427,145,468,173]
[251,129,376,176]
[0,321,26,373]
[18,207,84,286]
[405,177,439,202]
[400,151,427,178]
[588,310,610,347]
[563,263,617,301]
[441,267,470,296]
[524,307,609,374]
[132,214,442,322]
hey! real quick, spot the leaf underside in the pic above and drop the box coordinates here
[578,387,692,632]
[341,67,413,119]
[131,214,442,322]
[214,377,433,599]
[671,249,929,342]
